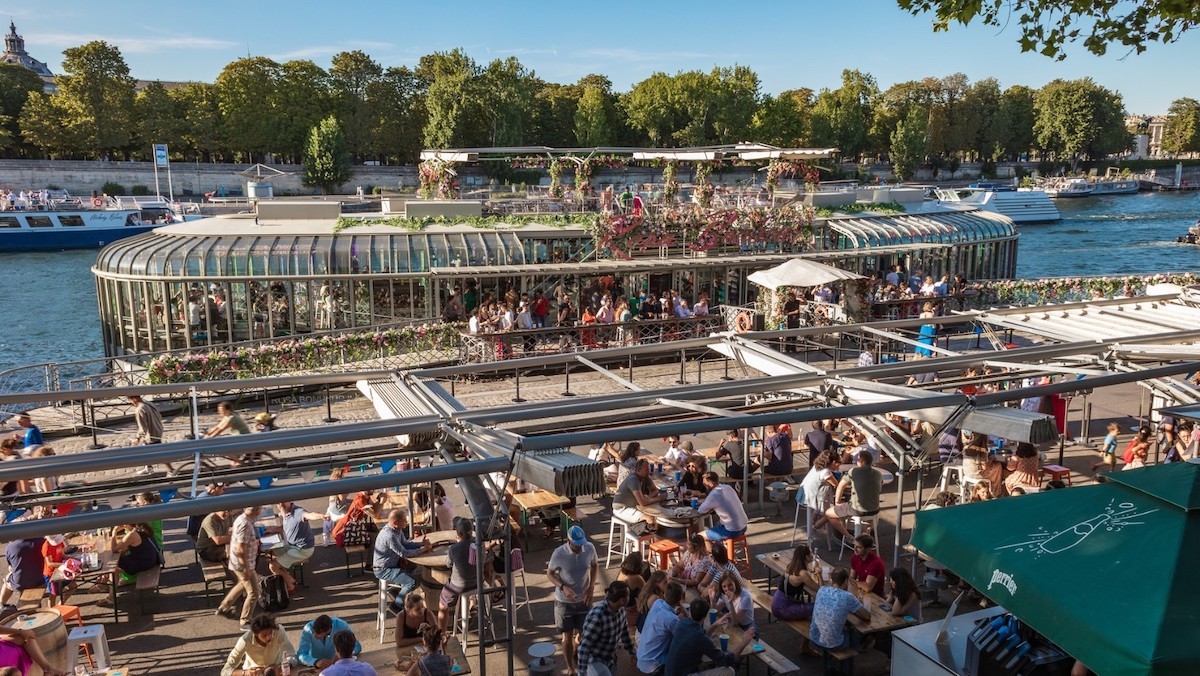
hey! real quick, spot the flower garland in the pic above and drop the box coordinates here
[575,159,593,198]
[662,161,679,203]
[335,214,597,233]
[417,160,457,199]
[548,159,565,198]
[596,204,815,258]
[981,273,1200,306]
[764,160,821,193]
[144,323,465,384]
[694,162,716,209]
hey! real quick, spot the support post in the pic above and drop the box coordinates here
[85,400,105,450]
[561,363,576,397]
[628,354,634,385]
[676,349,686,385]
[696,356,703,385]
[512,368,526,403]
[721,355,733,381]
[188,386,200,440]
[323,385,339,423]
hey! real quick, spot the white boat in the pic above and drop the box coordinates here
[928,186,1061,224]
[1090,179,1140,195]
[1044,178,1095,198]
[0,195,185,251]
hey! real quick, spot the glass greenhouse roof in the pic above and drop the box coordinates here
[826,210,1015,249]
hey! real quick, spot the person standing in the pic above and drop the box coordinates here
[373,509,431,610]
[9,412,41,451]
[547,526,598,676]
[576,581,636,676]
[130,395,172,476]
[217,505,262,629]
[804,421,835,467]
[782,291,802,352]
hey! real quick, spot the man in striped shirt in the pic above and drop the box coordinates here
[576,581,635,676]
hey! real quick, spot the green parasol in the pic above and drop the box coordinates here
[913,461,1200,676]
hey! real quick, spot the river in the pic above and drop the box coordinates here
[1,191,1198,373]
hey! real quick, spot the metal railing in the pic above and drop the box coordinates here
[458,314,728,363]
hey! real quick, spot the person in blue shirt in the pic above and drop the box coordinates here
[373,509,431,611]
[11,412,41,450]
[296,614,360,670]
[663,597,735,676]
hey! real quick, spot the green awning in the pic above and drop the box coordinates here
[913,461,1200,676]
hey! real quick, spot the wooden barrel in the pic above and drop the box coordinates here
[5,610,67,675]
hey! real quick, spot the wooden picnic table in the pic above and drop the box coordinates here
[511,489,570,551]
[58,533,121,623]
[680,586,799,674]
[405,530,458,587]
[758,547,916,635]
[355,635,472,675]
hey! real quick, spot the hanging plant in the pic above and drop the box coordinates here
[662,161,679,202]
[417,159,457,199]
[574,159,593,198]
[765,160,821,193]
[548,159,565,198]
[694,161,716,208]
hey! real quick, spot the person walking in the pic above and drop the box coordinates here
[547,526,598,676]
[130,395,172,476]
[217,505,262,629]
[576,581,636,676]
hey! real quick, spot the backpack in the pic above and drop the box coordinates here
[259,573,290,612]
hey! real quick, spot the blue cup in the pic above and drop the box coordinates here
[256,525,266,538]
[719,633,730,651]
[691,497,698,510]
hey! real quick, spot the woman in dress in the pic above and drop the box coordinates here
[671,533,713,588]
[771,545,820,621]
[1004,442,1041,493]
[961,431,1007,498]
[111,522,161,576]
[914,301,937,356]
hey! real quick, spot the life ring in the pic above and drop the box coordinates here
[92,197,104,208]
[735,311,753,333]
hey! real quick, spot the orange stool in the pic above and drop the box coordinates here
[1041,465,1072,486]
[724,534,751,576]
[647,539,681,571]
[50,605,94,668]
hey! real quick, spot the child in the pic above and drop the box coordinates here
[1092,422,1120,474]
[1123,446,1149,471]
[41,534,66,604]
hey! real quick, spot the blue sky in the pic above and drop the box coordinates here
[7,0,1194,114]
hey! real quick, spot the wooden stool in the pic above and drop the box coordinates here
[724,534,751,576]
[647,539,681,571]
[1042,465,1072,486]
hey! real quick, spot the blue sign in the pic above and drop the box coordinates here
[153,143,169,167]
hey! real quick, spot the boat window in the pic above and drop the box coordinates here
[57,215,86,227]
[0,217,18,228]
[26,215,53,228]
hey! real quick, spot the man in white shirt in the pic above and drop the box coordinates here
[697,472,749,542]
[636,581,684,673]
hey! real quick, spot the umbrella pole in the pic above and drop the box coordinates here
[893,467,904,569]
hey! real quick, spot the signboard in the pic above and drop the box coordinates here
[153,144,169,167]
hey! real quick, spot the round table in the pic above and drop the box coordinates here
[528,641,557,675]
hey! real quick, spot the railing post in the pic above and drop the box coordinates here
[676,349,687,385]
[696,356,703,384]
[85,400,105,450]
[628,354,634,385]
[188,386,200,439]
[323,385,339,423]
[511,368,526,404]
[721,355,733,381]
[561,362,576,397]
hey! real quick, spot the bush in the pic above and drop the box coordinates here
[981,159,997,179]
[45,184,61,191]
[130,184,151,196]
[101,182,126,196]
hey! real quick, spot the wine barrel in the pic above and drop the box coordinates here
[4,610,67,675]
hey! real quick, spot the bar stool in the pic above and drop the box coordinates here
[647,539,681,571]
[51,605,94,669]
[938,464,964,493]
[66,625,110,672]
[605,516,632,568]
[724,534,751,576]
[510,548,534,621]
[839,513,880,556]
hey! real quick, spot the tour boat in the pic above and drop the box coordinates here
[928,186,1060,224]
[0,197,184,251]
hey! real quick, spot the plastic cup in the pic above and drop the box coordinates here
[256,525,266,538]
[709,609,717,625]
[691,497,699,510]
[863,598,873,612]
[719,634,730,651]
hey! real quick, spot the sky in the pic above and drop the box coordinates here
[6,0,1196,114]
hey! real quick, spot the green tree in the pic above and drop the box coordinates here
[810,69,878,159]
[303,115,352,194]
[215,57,282,161]
[890,107,928,181]
[1161,97,1200,156]
[964,77,1003,160]
[710,65,760,143]
[367,66,426,164]
[751,88,814,147]
[329,50,383,160]
[1034,78,1129,164]
[19,92,70,156]
[169,82,224,162]
[275,60,332,162]
[621,72,677,146]
[573,85,611,146]
[418,49,481,148]
[0,64,44,155]
[133,81,185,160]
[898,0,1200,59]
[48,41,138,158]
[670,70,716,146]
[479,57,535,146]
[995,85,1036,160]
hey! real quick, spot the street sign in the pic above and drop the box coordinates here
[153,144,169,168]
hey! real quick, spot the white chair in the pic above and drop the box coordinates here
[66,625,110,672]
[376,578,406,644]
[605,516,630,568]
[939,464,964,493]
[511,547,534,620]
[792,485,833,551]
[454,590,497,647]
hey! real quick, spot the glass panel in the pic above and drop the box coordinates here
[26,215,52,228]
[413,278,429,319]
[409,236,428,272]
[0,216,18,228]
[353,279,371,326]
[57,215,85,227]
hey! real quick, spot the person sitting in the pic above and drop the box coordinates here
[576,582,636,676]
[849,534,886,597]
[616,552,648,634]
[613,459,666,531]
[111,522,161,576]
[374,508,432,610]
[221,614,297,676]
[803,421,835,467]
[708,571,758,653]
[0,624,67,676]
[395,591,438,653]
[636,581,685,674]
[697,472,748,542]
[699,542,740,594]
[333,490,387,548]
[297,615,360,671]
[437,518,499,630]
[764,424,794,476]
[825,451,882,541]
[403,623,451,676]
[270,501,315,595]
[196,508,233,563]
[319,630,375,676]
[676,456,707,498]
[662,436,688,469]
[1004,443,1041,494]
[799,450,840,534]
[772,545,820,621]
[962,431,1007,498]
[809,568,871,652]
[885,568,922,622]
[663,597,735,676]
[670,533,712,589]
[714,429,756,480]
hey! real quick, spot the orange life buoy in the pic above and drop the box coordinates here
[92,197,104,208]
[735,311,753,333]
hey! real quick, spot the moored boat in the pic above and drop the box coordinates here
[1044,178,1095,198]
[929,186,1061,224]
[0,197,185,251]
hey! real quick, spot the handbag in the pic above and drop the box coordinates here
[341,515,373,547]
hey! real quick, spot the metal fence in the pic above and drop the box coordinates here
[459,314,728,363]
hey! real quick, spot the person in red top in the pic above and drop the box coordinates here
[850,534,886,597]
[40,535,66,601]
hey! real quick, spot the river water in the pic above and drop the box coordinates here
[2,191,1198,373]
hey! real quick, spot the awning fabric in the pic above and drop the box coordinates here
[913,461,1200,676]
[747,258,865,290]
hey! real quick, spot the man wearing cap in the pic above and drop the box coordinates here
[10,412,41,451]
[547,525,598,676]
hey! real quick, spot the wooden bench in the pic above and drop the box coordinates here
[687,582,799,675]
[199,558,230,607]
[132,566,161,613]
[16,587,45,611]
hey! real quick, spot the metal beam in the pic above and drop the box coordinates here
[654,398,752,420]
[860,325,960,356]
[577,356,644,392]
[981,361,1109,377]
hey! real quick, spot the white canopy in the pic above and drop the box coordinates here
[747,258,865,290]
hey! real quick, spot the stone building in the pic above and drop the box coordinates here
[0,21,55,92]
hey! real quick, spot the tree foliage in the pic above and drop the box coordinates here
[419,49,481,149]
[329,50,383,160]
[1161,98,1200,156]
[574,85,612,146]
[810,70,878,159]
[1033,78,1129,164]
[890,107,928,181]
[215,57,282,160]
[133,81,184,159]
[898,0,1200,59]
[303,115,351,194]
[29,41,137,158]
[0,64,44,156]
